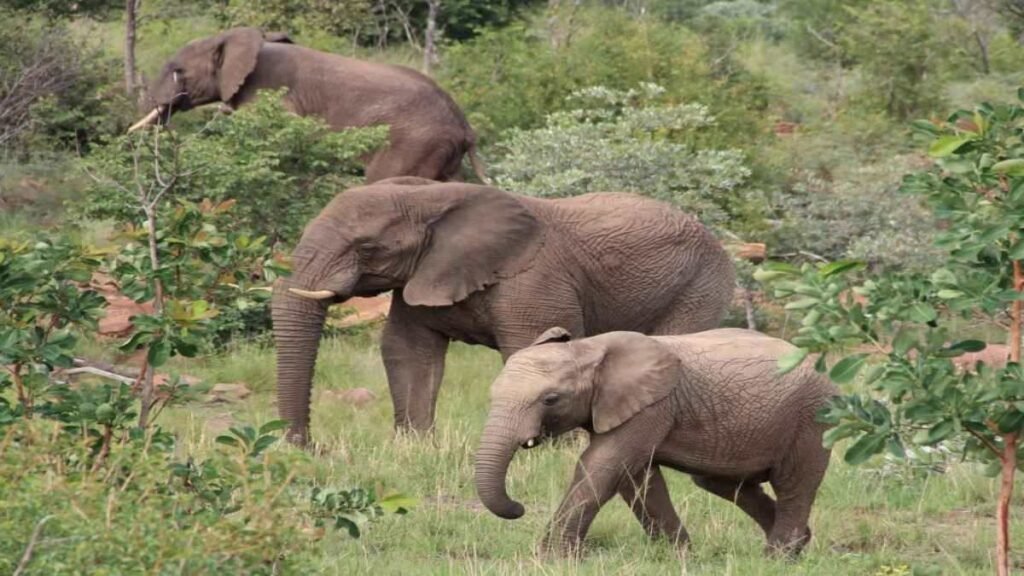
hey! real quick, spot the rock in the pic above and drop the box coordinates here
[953,344,1009,373]
[323,387,378,407]
[90,273,155,337]
[205,382,252,403]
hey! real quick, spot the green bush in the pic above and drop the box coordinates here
[492,84,761,233]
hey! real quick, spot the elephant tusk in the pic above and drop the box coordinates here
[127,108,161,133]
[525,438,535,448]
[288,288,336,300]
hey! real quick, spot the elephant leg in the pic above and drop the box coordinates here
[619,466,688,546]
[765,432,830,557]
[692,475,776,536]
[543,448,627,556]
[365,136,457,183]
[380,303,449,433]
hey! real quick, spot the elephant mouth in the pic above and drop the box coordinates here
[520,435,543,450]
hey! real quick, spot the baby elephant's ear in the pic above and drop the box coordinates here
[591,333,680,434]
[531,327,572,346]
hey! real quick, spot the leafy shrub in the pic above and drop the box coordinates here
[493,84,761,233]
[81,90,387,245]
[757,95,1024,575]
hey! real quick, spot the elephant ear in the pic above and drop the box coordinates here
[216,28,263,102]
[263,31,294,44]
[403,186,543,307]
[531,327,572,346]
[590,333,680,434]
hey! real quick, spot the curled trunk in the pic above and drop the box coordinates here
[475,414,526,519]
[272,280,328,446]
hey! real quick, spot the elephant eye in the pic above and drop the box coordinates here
[542,393,560,406]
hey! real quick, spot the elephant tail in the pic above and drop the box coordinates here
[467,143,490,185]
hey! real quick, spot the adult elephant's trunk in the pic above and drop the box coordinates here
[475,411,526,519]
[272,279,328,446]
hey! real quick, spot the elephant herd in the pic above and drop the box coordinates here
[135,28,836,558]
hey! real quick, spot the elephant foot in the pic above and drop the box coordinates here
[764,526,811,559]
[537,534,585,560]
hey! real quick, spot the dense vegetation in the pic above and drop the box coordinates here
[3,0,1024,573]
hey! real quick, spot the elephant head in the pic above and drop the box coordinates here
[273,179,543,445]
[128,28,292,132]
[474,328,681,519]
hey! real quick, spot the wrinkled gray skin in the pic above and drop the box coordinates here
[132,28,484,182]
[273,177,735,446]
[475,327,835,557]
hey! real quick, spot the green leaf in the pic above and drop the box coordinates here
[147,339,171,368]
[829,354,868,384]
[992,159,1024,176]
[892,328,918,355]
[936,289,964,300]
[378,493,418,514]
[948,340,986,353]
[215,435,240,447]
[258,419,290,435]
[1010,242,1024,261]
[777,348,809,374]
[843,433,887,465]
[785,298,819,311]
[907,303,937,323]
[819,260,864,279]
[928,135,974,158]
[915,419,955,445]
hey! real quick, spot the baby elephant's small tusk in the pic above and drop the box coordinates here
[288,288,336,300]
[525,438,536,448]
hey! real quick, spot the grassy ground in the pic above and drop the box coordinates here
[149,331,1023,575]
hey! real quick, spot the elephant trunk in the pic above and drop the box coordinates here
[475,411,527,520]
[272,279,328,447]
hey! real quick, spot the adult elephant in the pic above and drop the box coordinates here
[128,28,485,183]
[274,177,735,446]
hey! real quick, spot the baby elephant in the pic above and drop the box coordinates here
[474,327,836,557]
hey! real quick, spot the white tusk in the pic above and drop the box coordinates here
[288,288,336,300]
[525,439,535,448]
[127,108,161,133]
[173,71,180,85]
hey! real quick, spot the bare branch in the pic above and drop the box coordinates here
[13,515,54,576]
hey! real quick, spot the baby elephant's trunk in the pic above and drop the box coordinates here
[475,414,525,519]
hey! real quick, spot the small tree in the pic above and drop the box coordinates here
[758,95,1024,575]
[493,83,760,231]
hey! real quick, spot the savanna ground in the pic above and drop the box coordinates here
[134,334,1017,575]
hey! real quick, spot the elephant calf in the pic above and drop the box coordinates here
[475,327,836,557]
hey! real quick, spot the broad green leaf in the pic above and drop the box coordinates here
[819,260,864,279]
[1010,242,1024,261]
[947,340,986,353]
[936,289,964,300]
[785,298,819,311]
[777,348,809,374]
[378,493,418,514]
[993,159,1024,176]
[215,435,240,447]
[915,419,955,445]
[928,135,974,158]
[829,354,868,384]
[907,303,937,323]
[892,328,918,355]
[259,419,290,435]
[844,433,887,465]
[147,339,171,368]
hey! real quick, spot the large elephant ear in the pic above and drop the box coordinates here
[590,333,680,434]
[216,28,263,102]
[403,186,543,307]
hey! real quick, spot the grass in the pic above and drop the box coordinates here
[145,333,1024,575]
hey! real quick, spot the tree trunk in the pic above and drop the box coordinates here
[124,0,139,98]
[975,30,991,75]
[422,0,440,75]
[996,259,1024,576]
